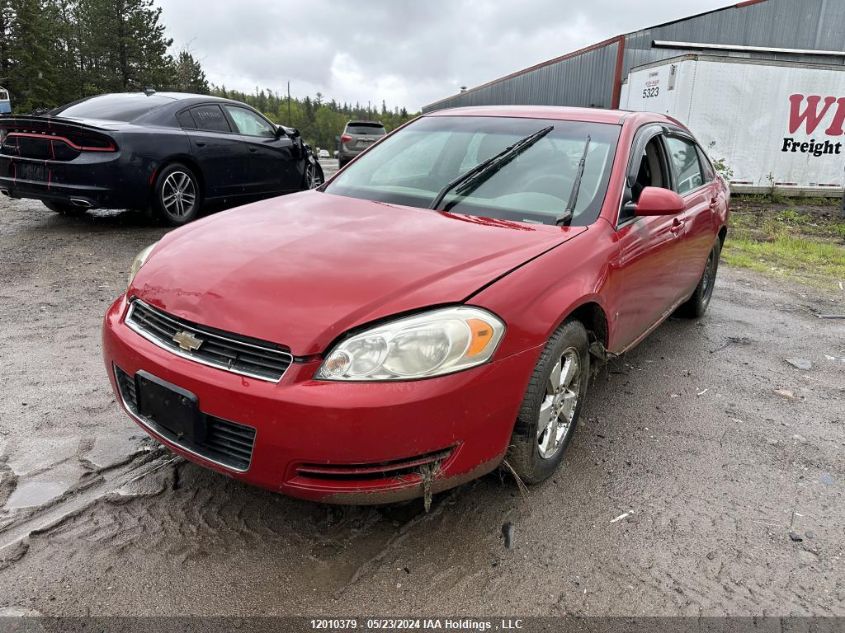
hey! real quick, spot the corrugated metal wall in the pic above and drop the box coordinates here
[424,40,621,111]
[422,0,845,112]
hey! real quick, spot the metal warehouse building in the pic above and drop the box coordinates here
[422,0,845,113]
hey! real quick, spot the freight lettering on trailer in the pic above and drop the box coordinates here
[782,93,845,157]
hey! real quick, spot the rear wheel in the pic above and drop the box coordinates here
[506,320,590,484]
[43,200,85,216]
[153,163,201,226]
[676,239,721,318]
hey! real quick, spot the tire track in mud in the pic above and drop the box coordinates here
[0,450,173,561]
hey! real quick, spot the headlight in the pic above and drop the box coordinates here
[318,306,505,381]
[127,243,157,289]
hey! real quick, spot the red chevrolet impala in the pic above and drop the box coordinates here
[103,106,729,504]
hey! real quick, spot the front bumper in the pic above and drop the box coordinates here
[102,295,539,504]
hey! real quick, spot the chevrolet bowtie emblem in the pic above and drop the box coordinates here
[172,330,203,352]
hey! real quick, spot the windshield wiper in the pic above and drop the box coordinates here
[555,135,591,226]
[429,125,554,211]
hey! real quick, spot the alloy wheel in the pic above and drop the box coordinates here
[161,171,197,219]
[305,162,323,189]
[537,347,581,459]
[701,250,716,304]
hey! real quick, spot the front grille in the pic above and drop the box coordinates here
[126,299,293,382]
[114,365,256,471]
[296,448,453,482]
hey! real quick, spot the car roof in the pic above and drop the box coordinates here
[425,105,680,128]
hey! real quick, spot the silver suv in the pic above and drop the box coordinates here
[338,120,386,167]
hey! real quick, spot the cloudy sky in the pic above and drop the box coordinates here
[159,0,731,111]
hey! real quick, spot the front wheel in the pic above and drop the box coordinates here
[153,163,201,226]
[304,160,324,189]
[506,320,590,484]
[676,239,721,318]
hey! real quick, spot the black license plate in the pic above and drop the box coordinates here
[136,371,205,443]
[17,162,48,182]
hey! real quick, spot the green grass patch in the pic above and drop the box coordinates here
[723,233,845,289]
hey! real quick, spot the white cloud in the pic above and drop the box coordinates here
[158,0,731,110]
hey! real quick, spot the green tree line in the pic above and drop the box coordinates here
[0,0,208,112]
[211,87,415,152]
[0,0,416,147]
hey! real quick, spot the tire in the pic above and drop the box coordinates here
[676,239,721,319]
[43,200,85,216]
[304,160,324,189]
[506,320,590,484]
[153,163,201,227]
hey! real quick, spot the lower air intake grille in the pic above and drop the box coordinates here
[296,448,453,482]
[114,365,256,471]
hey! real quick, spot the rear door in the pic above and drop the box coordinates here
[179,104,251,199]
[606,126,692,351]
[222,105,300,194]
[663,132,718,296]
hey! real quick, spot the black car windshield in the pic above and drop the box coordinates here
[51,94,175,122]
[324,115,621,226]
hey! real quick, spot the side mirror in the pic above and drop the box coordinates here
[634,187,685,216]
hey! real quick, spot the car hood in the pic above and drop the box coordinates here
[131,191,586,356]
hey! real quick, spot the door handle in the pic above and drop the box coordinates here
[670,217,685,234]
[248,147,258,153]
[195,141,206,147]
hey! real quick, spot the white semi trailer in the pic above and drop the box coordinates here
[620,54,845,196]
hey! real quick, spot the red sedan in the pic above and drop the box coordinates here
[103,106,729,504]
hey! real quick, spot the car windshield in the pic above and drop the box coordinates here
[51,94,174,122]
[325,115,621,226]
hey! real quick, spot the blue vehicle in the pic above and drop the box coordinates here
[0,88,10,114]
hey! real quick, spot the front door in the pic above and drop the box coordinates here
[606,131,691,352]
[223,105,300,194]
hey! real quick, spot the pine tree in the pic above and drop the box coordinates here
[5,0,61,111]
[171,50,208,94]
[77,0,172,92]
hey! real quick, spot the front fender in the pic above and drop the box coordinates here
[470,222,616,360]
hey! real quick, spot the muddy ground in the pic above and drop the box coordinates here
[0,183,843,617]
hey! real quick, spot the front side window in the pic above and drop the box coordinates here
[665,136,704,195]
[325,116,621,226]
[224,106,276,138]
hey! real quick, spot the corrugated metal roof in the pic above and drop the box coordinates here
[423,0,845,112]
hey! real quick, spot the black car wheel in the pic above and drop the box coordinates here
[506,319,590,484]
[676,239,721,318]
[304,161,324,189]
[43,200,85,216]
[153,163,201,226]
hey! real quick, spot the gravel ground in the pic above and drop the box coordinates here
[0,185,843,617]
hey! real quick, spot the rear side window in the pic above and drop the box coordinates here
[665,136,704,195]
[176,110,195,129]
[346,123,386,136]
[189,105,231,133]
